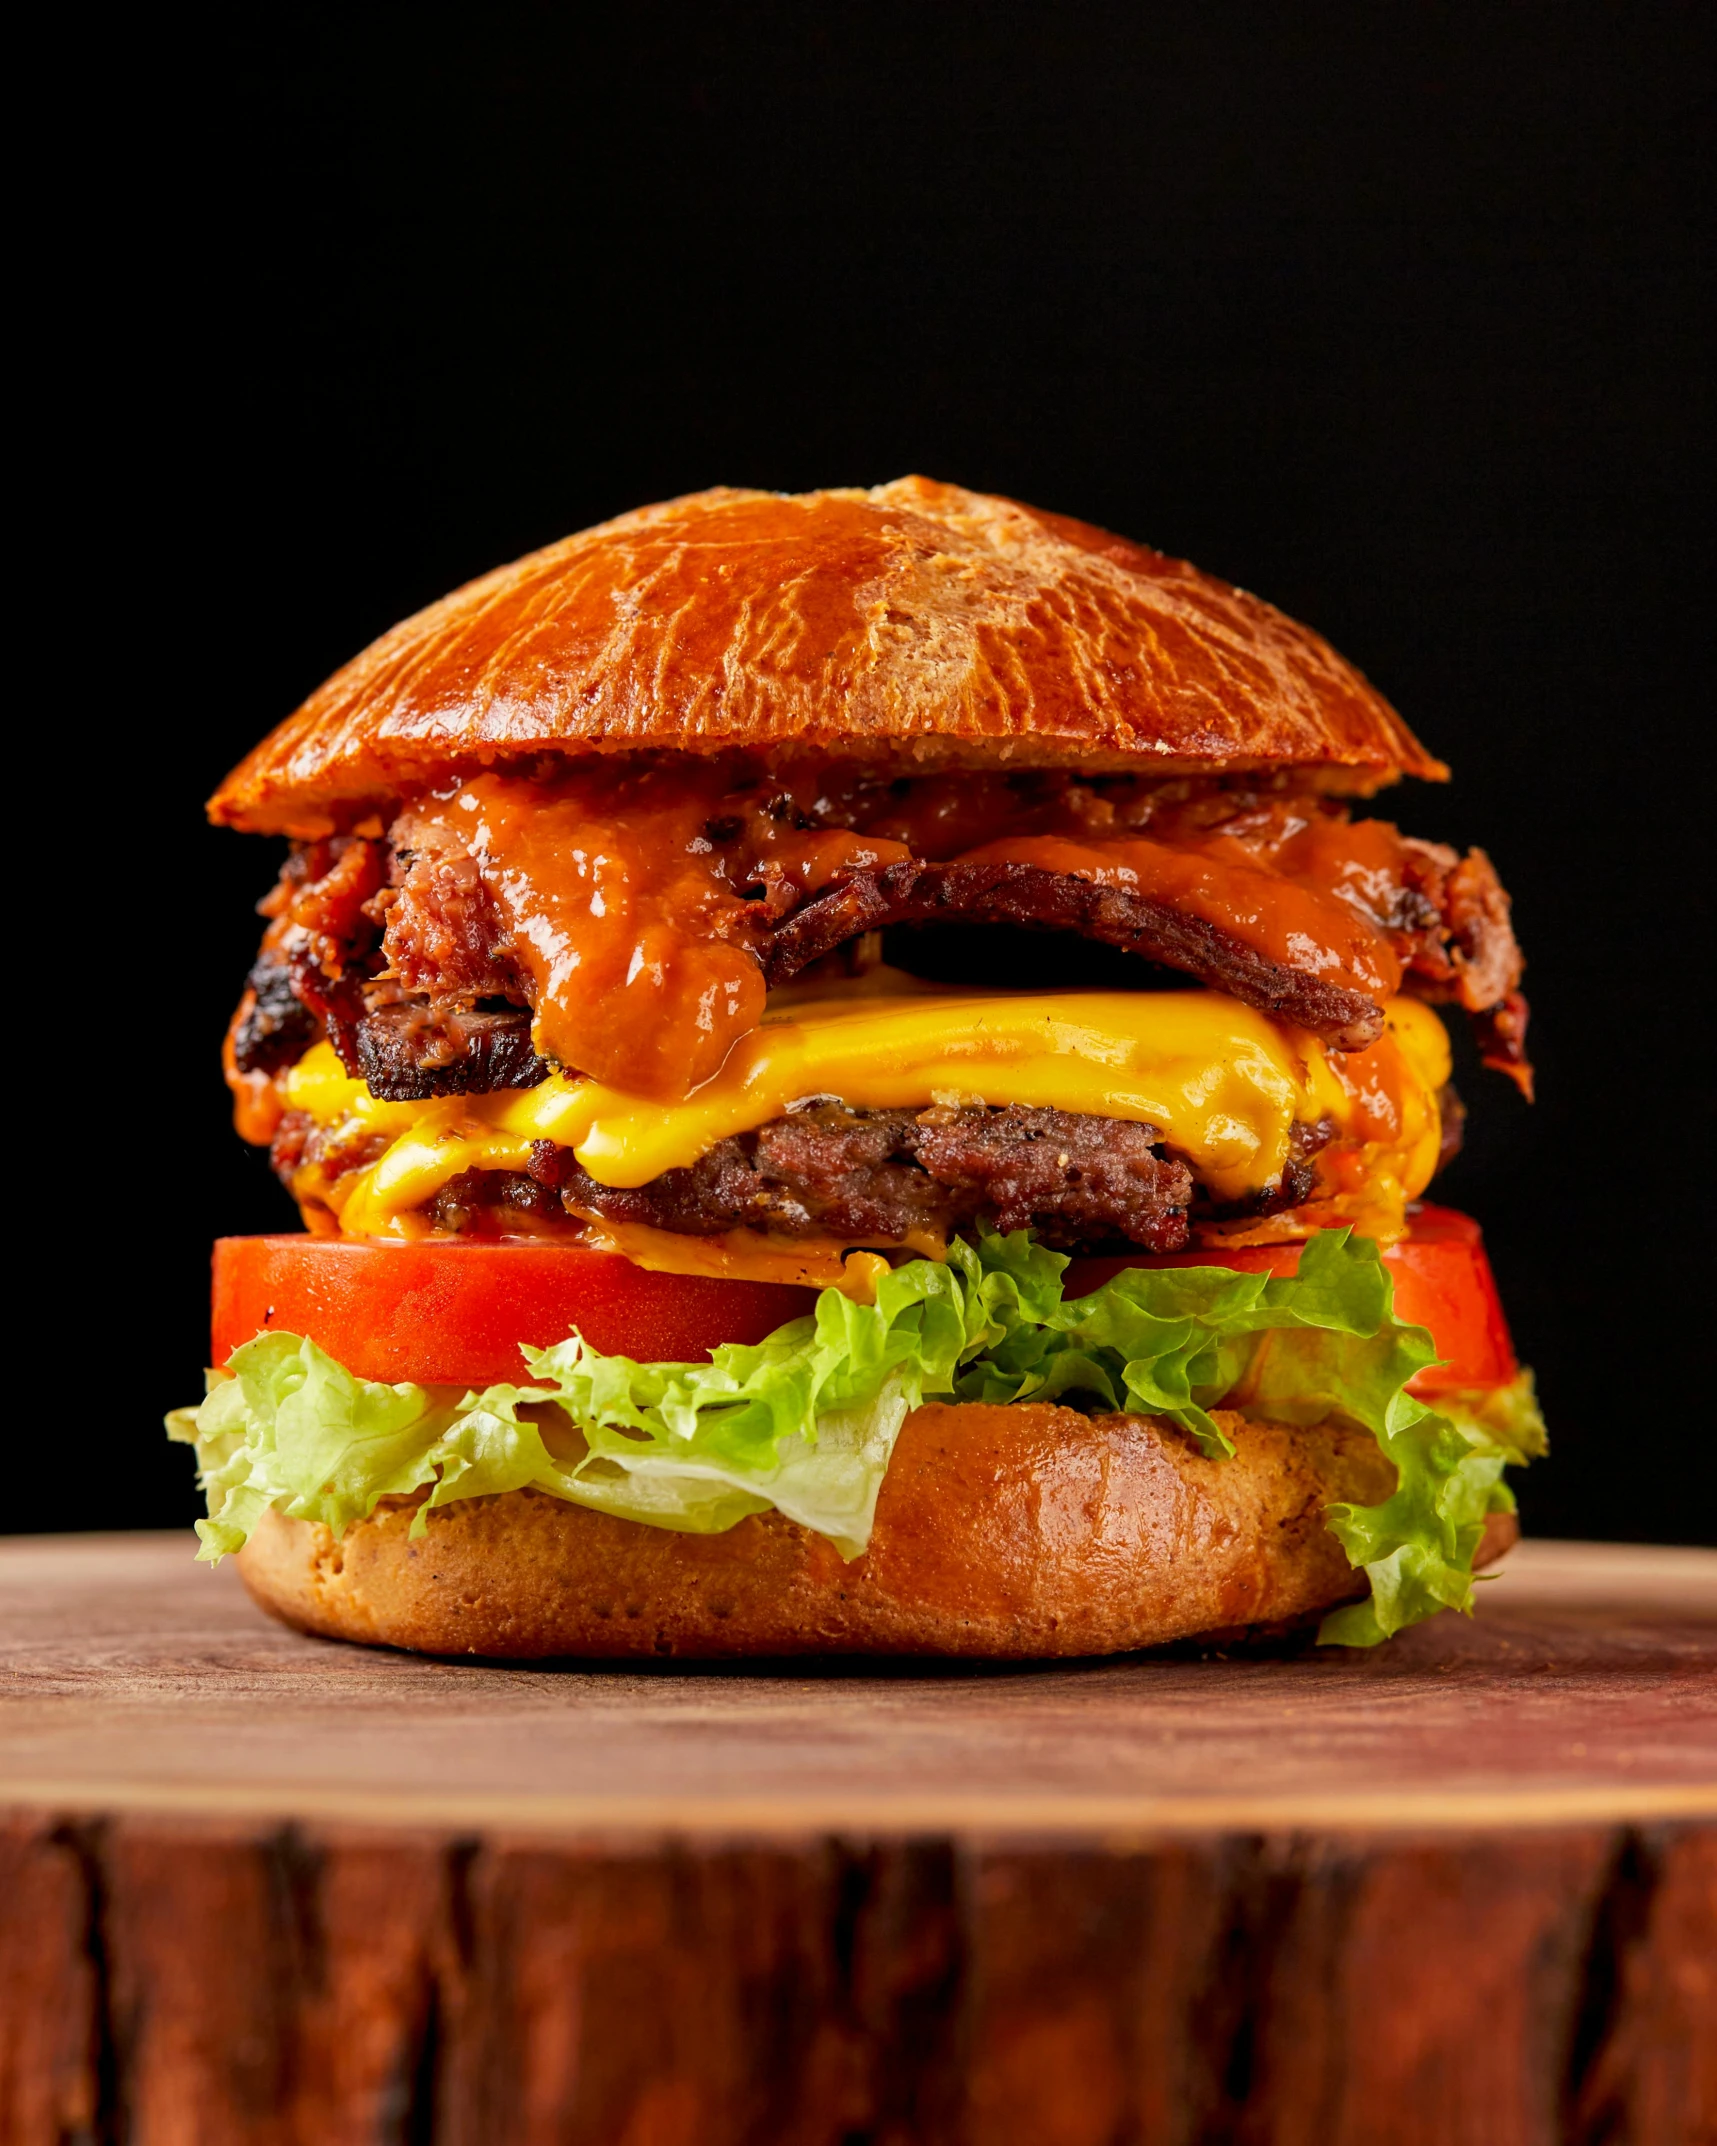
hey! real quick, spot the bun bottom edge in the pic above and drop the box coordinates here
[234,1400,1518,1660]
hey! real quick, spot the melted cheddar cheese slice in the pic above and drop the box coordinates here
[282,985,1451,1256]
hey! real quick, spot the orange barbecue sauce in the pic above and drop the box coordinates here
[398,766,911,1098]
[862,778,1421,1001]
[391,763,1434,1101]
[952,834,1399,999]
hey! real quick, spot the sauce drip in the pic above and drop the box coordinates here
[423,770,765,1097]
[399,765,912,1099]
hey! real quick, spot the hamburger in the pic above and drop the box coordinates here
[170,477,1545,1657]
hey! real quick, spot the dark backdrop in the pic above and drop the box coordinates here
[33,3,1712,1541]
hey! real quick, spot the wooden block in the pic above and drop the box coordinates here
[0,1818,105,2145]
[2,1534,1713,2144]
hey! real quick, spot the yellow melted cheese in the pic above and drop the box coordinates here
[283,986,1451,1254]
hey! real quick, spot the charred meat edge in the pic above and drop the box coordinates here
[762,859,1387,1049]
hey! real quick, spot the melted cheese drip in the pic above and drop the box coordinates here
[282,985,1451,1261]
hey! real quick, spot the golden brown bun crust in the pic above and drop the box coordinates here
[210,478,1446,835]
[235,1400,1515,1660]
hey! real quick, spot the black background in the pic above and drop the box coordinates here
[30,3,1712,1541]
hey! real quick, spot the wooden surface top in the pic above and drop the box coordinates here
[3,1532,1713,1836]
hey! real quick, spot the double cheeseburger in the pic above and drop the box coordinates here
[172,478,1544,1657]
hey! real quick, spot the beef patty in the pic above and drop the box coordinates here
[535,1101,1196,1252]
[274,1099,1202,1254]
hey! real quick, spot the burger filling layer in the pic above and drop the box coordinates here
[196,764,1539,1646]
[226,760,1506,1276]
[259,983,1449,1285]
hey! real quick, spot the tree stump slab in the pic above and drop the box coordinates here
[2,1532,1713,2145]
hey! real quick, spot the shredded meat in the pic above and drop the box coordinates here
[1390,844,1532,1093]
[226,834,550,1098]
[761,860,1389,1049]
[227,772,1530,1102]
[262,837,388,1070]
[532,1102,1196,1253]
[376,846,524,1006]
[1414,847,1522,1009]
[278,837,387,990]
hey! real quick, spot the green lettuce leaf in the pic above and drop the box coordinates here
[167,1229,1542,1643]
[1314,1365,1546,1646]
[165,1338,459,1558]
[168,1250,995,1563]
[950,1227,1409,1454]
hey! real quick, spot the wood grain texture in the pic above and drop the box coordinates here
[3,1535,1713,2144]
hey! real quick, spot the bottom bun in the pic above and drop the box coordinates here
[237,1401,1518,1660]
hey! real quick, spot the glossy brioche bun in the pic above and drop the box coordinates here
[236,1400,1516,1660]
[210,478,1446,836]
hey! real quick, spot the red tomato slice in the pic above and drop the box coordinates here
[1062,1203,1516,1395]
[212,1203,1516,1395]
[211,1237,819,1388]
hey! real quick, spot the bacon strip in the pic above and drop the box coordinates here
[762,860,1389,1050]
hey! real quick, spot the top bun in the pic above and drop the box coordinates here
[210,477,1446,834]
